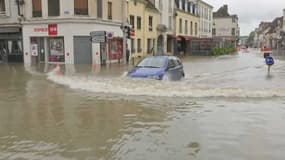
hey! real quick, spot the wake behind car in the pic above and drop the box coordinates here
[127,56,185,81]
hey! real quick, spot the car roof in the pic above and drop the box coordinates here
[153,55,181,60]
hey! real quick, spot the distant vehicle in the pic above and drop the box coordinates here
[127,56,185,81]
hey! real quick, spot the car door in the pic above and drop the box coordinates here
[167,58,180,80]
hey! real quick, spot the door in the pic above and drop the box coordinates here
[74,36,92,64]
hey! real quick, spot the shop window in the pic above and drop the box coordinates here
[49,37,64,62]
[32,0,42,17]
[74,0,88,15]
[48,0,60,17]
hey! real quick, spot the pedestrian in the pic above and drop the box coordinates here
[126,45,130,64]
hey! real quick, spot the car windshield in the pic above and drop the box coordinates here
[137,57,167,68]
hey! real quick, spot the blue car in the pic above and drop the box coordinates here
[127,56,185,80]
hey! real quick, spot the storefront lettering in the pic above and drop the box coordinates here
[34,28,48,32]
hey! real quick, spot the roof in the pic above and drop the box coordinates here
[213,5,238,19]
[145,0,160,12]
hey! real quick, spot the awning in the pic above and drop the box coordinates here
[0,27,21,33]
[176,36,197,41]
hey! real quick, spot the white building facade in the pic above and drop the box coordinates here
[152,0,175,55]
[197,0,213,38]
[22,0,124,65]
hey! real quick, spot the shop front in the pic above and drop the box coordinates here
[0,27,23,63]
[23,22,124,65]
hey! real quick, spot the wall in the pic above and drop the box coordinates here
[175,10,199,37]
[213,17,238,37]
[197,0,213,38]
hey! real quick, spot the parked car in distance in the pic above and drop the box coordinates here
[127,56,185,81]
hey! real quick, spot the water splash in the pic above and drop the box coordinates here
[47,71,285,98]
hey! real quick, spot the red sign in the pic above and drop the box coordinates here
[48,24,58,35]
[131,28,135,37]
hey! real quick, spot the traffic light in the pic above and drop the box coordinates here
[124,26,135,39]
[126,26,131,39]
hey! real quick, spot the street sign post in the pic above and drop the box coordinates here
[90,31,107,43]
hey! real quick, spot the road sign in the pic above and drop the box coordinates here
[91,36,106,43]
[107,32,114,39]
[90,31,107,43]
[90,31,106,37]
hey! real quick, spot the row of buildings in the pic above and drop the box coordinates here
[0,0,239,65]
[248,9,285,50]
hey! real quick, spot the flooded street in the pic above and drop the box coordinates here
[1,50,285,160]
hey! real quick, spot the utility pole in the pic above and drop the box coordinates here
[122,0,127,64]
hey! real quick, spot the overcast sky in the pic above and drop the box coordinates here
[206,0,285,36]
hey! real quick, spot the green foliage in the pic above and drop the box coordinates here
[212,47,236,56]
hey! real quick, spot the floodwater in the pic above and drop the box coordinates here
[1,49,285,160]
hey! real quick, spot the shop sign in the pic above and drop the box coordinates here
[48,24,58,36]
[34,27,48,33]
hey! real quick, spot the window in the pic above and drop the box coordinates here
[182,0,185,10]
[147,39,152,54]
[137,39,142,53]
[97,0,102,18]
[190,21,193,35]
[195,22,198,35]
[48,0,60,17]
[107,2,112,20]
[130,15,135,28]
[32,0,42,17]
[179,18,182,33]
[131,39,135,53]
[232,28,236,36]
[212,28,216,36]
[185,20,188,34]
[137,17,141,30]
[49,37,65,62]
[0,0,5,15]
[74,0,88,15]
[159,0,163,10]
[149,16,153,31]
[168,16,172,30]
